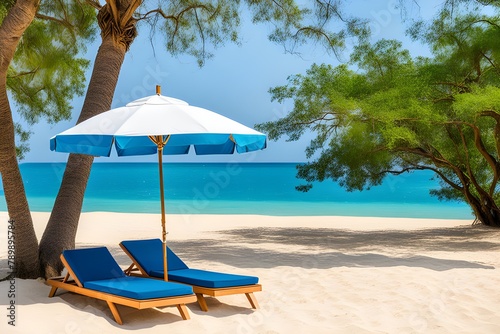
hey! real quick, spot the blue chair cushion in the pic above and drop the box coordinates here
[121,239,189,275]
[62,247,125,285]
[84,276,193,300]
[121,239,259,288]
[165,269,259,289]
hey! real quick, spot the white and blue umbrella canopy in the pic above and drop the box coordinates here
[50,92,266,281]
[50,94,267,156]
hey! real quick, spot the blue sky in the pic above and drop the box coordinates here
[21,0,437,163]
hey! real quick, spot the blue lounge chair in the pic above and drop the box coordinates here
[119,239,262,311]
[47,247,197,324]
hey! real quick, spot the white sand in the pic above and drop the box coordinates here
[1,211,500,333]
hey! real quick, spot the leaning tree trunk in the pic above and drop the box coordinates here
[469,195,500,227]
[38,1,140,278]
[461,179,500,227]
[0,87,40,279]
[0,0,41,279]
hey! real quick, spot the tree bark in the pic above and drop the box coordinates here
[473,196,500,227]
[469,200,500,227]
[38,5,132,278]
[0,0,41,278]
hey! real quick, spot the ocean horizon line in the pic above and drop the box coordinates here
[1,162,474,219]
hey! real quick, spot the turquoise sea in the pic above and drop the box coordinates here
[0,163,473,219]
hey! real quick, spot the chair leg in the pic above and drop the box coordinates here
[245,292,259,309]
[48,273,70,297]
[48,286,58,297]
[177,304,191,320]
[196,293,209,312]
[106,301,123,325]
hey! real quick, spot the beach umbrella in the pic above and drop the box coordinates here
[50,86,267,281]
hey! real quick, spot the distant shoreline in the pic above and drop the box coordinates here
[0,206,474,220]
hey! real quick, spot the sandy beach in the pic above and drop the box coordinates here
[1,211,500,333]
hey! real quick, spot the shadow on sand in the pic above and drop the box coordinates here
[108,224,500,272]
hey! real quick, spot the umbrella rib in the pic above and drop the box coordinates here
[148,135,171,148]
[162,136,170,147]
[148,135,159,146]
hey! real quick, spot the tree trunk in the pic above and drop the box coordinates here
[469,195,500,227]
[38,19,130,278]
[460,180,500,227]
[0,86,40,278]
[0,0,41,278]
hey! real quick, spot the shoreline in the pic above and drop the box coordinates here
[2,211,499,333]
[0,211,476,244]
[0,202,474,220]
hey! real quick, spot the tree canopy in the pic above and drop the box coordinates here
[2,0,95,158]
[257,7,500,226]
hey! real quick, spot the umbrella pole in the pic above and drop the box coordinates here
[158,147,168,281]
[150,135,170,281]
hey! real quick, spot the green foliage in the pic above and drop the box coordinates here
[141,0,369,67]
[4,0,96,157]
[257,9,500,224]
[454,86,500,117]
[247,0,370,55]
[156,1,241,66]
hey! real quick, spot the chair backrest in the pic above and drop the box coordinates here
[120,239,188,275]
[62,247,125,285]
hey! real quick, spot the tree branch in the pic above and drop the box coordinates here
[465,18,500,30]
[291,111,341,127]
[292,26,341,59]
[432,95,455,103]
[193,8,206,59]
[34,13,73,29]
[84,0,102,10]
[7,68,39,79]
[479,109,500,122]
[446,120,500,198]
[481,51,497,69]
[433,81,470,91]
[444,124,466,167]
[424,166,464,191]
[138,8,175,21]
[447,119,500,175]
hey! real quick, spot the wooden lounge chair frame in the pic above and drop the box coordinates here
[120,243,262,312]
[47,252,197,325]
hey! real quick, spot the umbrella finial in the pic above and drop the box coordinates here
[156,85,161,95]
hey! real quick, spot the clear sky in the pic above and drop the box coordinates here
[20,0,438,163]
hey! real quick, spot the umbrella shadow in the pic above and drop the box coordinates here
[147,225,500,271]
[217,225,500,252]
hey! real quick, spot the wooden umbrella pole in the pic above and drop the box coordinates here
[158,145,168,281]
[150,134,170,281]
